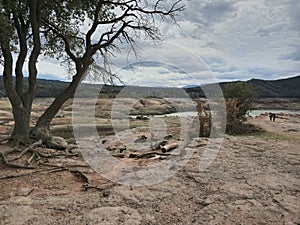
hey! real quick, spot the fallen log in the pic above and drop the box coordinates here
[128,151,170,159]
[161,143,178,153]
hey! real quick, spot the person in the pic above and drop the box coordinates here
[272,113,276,121]
[269,113,276,121]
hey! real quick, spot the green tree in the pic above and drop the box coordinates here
[0,0,184,146]
[224,82,258,132]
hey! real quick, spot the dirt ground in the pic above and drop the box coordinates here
[0,105,300,224]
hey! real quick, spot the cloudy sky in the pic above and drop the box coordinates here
[170,0,300,84]
[2,0,300,87]
[113,0,300,87]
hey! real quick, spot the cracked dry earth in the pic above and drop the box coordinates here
[0,114,300,225]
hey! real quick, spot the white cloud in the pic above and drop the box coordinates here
[37,60,69,81]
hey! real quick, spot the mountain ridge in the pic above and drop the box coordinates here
[0,75,299,98]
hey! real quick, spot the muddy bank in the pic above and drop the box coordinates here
[0,113,299,224]
[255,98,300,110]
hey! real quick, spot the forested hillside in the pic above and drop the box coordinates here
[247,75,300,97]
[187,75,300,98]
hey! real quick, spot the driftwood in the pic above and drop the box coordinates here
[129,151,171,159]
[109,141,179,159]
[161,143,178,153]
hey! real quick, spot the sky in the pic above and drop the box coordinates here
[2,0,300,87]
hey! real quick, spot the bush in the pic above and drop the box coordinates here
[224,82,258,134]
[225,98,241,133]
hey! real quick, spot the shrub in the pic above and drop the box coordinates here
[224,82,258,134]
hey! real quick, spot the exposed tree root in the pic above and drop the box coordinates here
[13,140,43,160]
[0,137,13,144]
[0,152,34,169]
[0,167,69,180]
[39,162,90,168]
[0,138,79,169]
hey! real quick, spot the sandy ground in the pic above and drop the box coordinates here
[0,105,300,224]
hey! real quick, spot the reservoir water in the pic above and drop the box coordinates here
[131,109,299,119]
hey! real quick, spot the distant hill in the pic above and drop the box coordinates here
[247,76,300,98]
[185,75,300,98]
[0,77,69,98]
[0,76,186,98]
[0,75,300,98]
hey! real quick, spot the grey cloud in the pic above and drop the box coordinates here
[212,65,240,73]
[139,61,162,67]
[123,61,187,74]
[201,1,236,22]
[203,57,226,66]
[122,61,162,70]
[203,42,219,49]
[216,74,247,81]
[182,0,237,26]
[280,50,300,62]
[278,43,300,62]
[246,67,300,80]
[158,70,170,75]
[256,23,288,38]
[288,53,300,61]
[288,0,300,29]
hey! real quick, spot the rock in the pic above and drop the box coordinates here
[46,136,68,150]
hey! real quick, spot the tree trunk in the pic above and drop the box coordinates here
[31,72,85,150]
[35,72,83,132]
[1,28,31,145]
[10,104,32,145]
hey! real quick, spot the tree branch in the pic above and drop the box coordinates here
[27,0,41,101]
[0,32,21,107]
[132,0,185,17]
[42,19,78,62]
[13,9,29,99]
[86,2,102,51]
[91,21,129,55]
